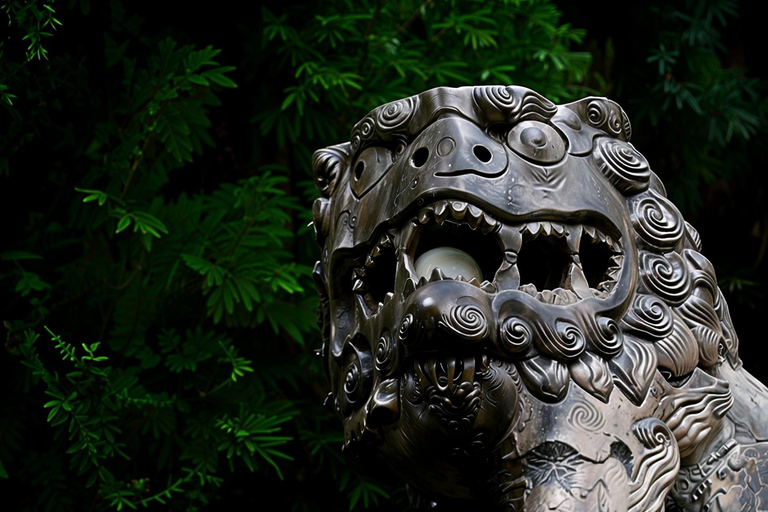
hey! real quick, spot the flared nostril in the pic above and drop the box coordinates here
[473,144,492,163]
[412,147,429,167]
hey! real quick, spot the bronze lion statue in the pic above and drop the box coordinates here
[311,86,768,511]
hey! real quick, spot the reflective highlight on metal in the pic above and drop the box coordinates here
[311,86,768,511]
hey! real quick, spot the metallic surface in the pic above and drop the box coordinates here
[311,86,768,511]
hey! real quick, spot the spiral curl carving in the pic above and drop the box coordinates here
[639,251,692,306]
[399,314,415,345]
[358,116,375,139]
[557,321,586,355]
[567,400,606,431]
[439,305,489,341]
[534,318,586,361]
[608,110,623,135]
[339,348,371,414]
[631,192,685,251]
[499,317,532,355]
[374,331,399,375]
[376,97,414,132]
[474,86,518,119]
[312,145,348,197]
[343,362,361,401]
[350,134,362,152]
[623,294,675,340]
[594,138,651,194]
[588,100,608,126]
[633,418,673,449]
[579,312,623,357]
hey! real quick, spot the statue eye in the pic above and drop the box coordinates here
[506,120,566,164]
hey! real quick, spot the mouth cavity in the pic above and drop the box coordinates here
[352,200,624,313]
[516,222,623,304]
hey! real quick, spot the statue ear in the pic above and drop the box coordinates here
[563,97,632,142]
[312,142,351,198]
[312,143,350,244]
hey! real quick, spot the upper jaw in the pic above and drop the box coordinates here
[352,198,625,315]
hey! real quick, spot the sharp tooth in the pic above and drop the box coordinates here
[540,221,553,236]
[371,245,382,259]
[565,261,594,299]
[434,202,449,223]
[379,233,394,248]
[418,276,428,288]
[354,268,366,279]
[565,225,582,252]
[583,225,597,240]
[383,292,394,304]
[519,283,537,296]
[455,274,466,282]
[552,222,566,236]
[594,228,607,243]
[365,255,376,268]
[522,222,541,238]
[418,209,431,224]
[450,201,468,219]
[429,267,447,282]
[598,280,613,292]
[352,279,367,293]
[466,212,482,230]
[481,280,496,293]
[467,277,481,288]
[467,204,482,220]
[404,278,417,298]
[480,214,498,234]
[610,254,624,267]
[377,301,385,310]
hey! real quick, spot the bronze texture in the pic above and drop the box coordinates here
[311,86,768,511]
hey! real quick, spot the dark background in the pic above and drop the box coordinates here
[2,0,766,510]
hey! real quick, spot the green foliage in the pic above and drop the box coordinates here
[252,0,592,170]
[612,0,767,212]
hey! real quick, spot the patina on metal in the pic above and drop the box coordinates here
[311,86,768,511]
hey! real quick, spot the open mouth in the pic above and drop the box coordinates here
[352,199,624,313]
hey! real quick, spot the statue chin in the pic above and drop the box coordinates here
[311,85,768,511]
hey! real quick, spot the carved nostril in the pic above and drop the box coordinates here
[473,145,492,163]
[412,147,429,167]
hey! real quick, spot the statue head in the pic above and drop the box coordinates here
[311,86,756,510]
